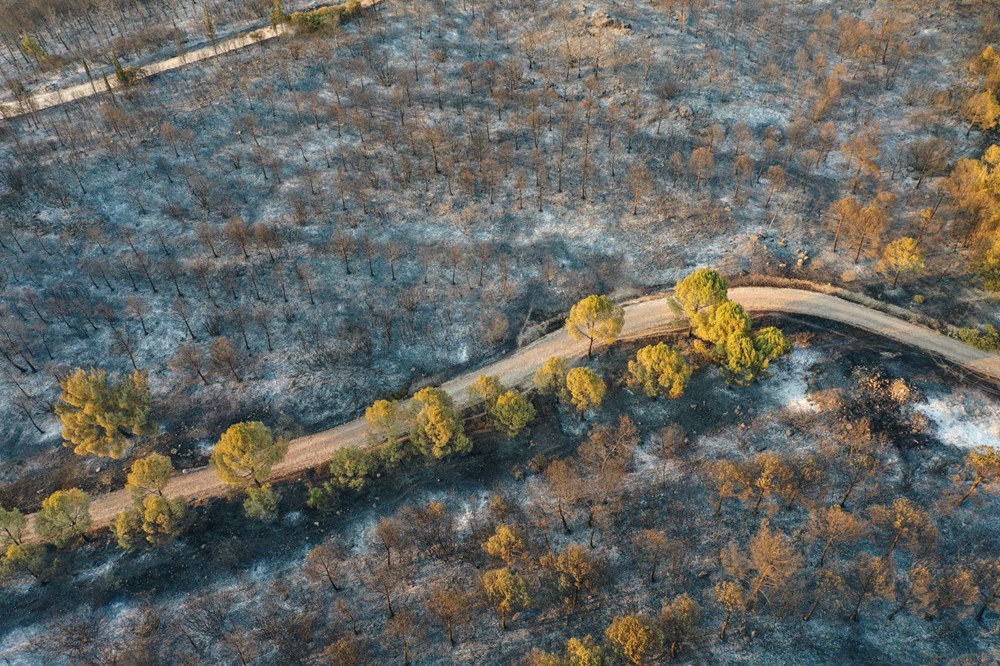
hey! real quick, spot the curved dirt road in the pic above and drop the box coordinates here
[22,287,1000,538]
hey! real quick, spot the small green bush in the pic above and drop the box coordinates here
[290,0,363,32]
[290,11,326,31]
[957,324,1000,351]
[912,294,926,304]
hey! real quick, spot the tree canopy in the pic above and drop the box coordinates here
[725,326,794,384]
[56,368,156,458]
[0,507,26,549]
[482,567,531,630]
[705,300,752,345]
[470,376,536,437]
[114,495,187,550]
[328,446,378,491]
[627,342,692,399]
[125,453,174,501]
[210,421,288,488]
[35,489,91,548]
[565,367,607,414]
[673,268,729,340]
[411,387,472,459]
[605,613,663,666]
[879,237,925,288]
[565,295,625,359]
[535,356,570,402]
[490,390,537,437]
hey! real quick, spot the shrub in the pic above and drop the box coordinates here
[627,342,692,399]
[244,484,281,521]
[956,324,1000,351]
[328,446,377,491]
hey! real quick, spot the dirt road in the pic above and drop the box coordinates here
[22,287,1000,538]
[0,0,381,119]
[0,26,287,118]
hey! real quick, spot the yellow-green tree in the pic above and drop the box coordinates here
[753,327,792,362]
[365,398,410,466]
[965,90,1000,136]
[112,510,144,551]
[114,495,187,550]
[525,636,603,666]
[627,342,692,399]
[56,368,156,458]
[0,543,51,584]
[721,328,791,385]
[490,390,537,437]
[979,235,1000,292]
[541,543,602,610]
[115,453,189,550]
[482,523,527,566]
[143,496,185,539]
[243,484,281,521]
[18,32,46,61]
[534,356,570,402]
[879,237,925,288]
[659,593,700,658]
[469,375,504,410]
[469,375,535,436]
[482,567,531,630]
[973,45,1000,94]
[328,446,377,491]
[125,453,173,501]
[564,636,604,666]
[565,367,606,414]
[35,489,91,548]
[523,649,562,666]
[721,334,765,385]
[944,146,1000,245]
[673,268,729,339]
[0,507,26,548]
[210,421,288,488]
[705,300,751,344]
[957,446,1000,506]
[410,387,472,459]
[605,613,663,666]
[565,295,625,359]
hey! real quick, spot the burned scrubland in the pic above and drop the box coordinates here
[1,0,1000,661]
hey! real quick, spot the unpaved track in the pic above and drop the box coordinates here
[0,26,287,118]
[22,287,1000,538]
[0,0,381,119]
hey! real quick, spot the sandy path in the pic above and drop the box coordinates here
[0,27,286,118]
[0,0,380,119]
[21,287,1000,538]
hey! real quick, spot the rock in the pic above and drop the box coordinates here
[591,11,632,31]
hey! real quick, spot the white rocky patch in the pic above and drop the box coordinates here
[916,388,1000,450]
